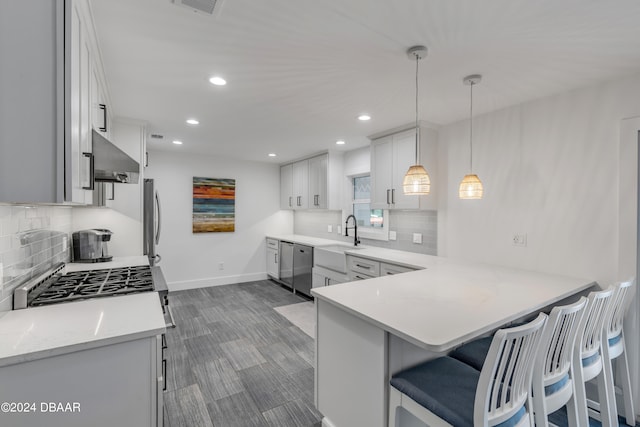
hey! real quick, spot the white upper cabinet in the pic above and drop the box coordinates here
[292,160,309,209]
[0,0,110,204]
[370,127,438,210]
[280,152,344,211]
[308,154,328,209]
[280,163,294,210]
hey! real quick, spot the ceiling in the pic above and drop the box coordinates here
[90,0,640,164]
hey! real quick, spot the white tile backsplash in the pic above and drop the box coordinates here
[294,209,437,255]
[0,205,71,310]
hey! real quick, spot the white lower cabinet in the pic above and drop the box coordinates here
[266,238,279,279]
[0,335,164,427]
[312,266,348,288]
[347,255,419,281]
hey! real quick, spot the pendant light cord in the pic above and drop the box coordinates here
[469,80,474,173]
[415,54,419,163]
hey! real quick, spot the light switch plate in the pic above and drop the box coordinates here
[413,233,422,244]
[327,225,333,233]
[337,225,342,234]
[389,231,397,241]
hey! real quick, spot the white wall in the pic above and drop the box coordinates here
[145,150,292,290]
[439,72,640,286]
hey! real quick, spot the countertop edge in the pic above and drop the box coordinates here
[312,279,597,352]
[0,326,166,368]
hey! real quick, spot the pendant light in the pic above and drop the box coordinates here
[459,74,484,199]
[402,46,431,195]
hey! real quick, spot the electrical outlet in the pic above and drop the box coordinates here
[389,231,397,241]
[219,262,224,270]
[327,225,333,233]
[412,233,422,244]
[512,234,527,247]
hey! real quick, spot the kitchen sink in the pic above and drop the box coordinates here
[314,244,364,274]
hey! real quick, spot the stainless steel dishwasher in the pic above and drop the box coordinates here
[293,243,313,297]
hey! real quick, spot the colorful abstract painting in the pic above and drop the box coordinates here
[193,177,236,233]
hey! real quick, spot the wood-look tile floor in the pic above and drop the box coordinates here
[163,280,323,427]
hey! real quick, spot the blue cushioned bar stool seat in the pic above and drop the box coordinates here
[389,313,547,427]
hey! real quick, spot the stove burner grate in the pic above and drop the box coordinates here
[28,265,154,307]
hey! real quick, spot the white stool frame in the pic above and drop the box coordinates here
[532,297,587,427]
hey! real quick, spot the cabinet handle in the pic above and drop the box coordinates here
[355,263,371,270]
[145,151,149,167]
[386,189,390,205]
[297,196,301,206]
[386,271,395,275]
[391,188,395,204]
[274,253,278,264]
[354,275,366,280]
[98,103,107,132]
[314,195,319,206]
[289,196,292,207]
[108,182,115,200]
[162,358,167,391]
[324,277,328,286]
[82,152,94,190]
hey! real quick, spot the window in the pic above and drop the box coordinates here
[352,175,384,228]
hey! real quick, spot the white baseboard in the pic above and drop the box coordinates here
[322,417,337,427]
[167,272,269,291]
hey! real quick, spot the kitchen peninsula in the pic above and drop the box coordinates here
[311,254,595,427]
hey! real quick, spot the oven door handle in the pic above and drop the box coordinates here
[165,304,177,328]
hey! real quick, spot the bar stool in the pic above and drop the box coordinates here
[572,287,617,427]
[531,297,587,427]
[389,313,546,427]
[601,279,636,426]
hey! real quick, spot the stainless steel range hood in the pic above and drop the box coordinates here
[92,129,140,184]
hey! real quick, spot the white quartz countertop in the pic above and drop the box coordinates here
[0,292,165,368]
[267,234,348,247]
[65,255,149,272]
[312,258,595,352]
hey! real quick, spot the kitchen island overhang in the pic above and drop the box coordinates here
[311,257,596,427]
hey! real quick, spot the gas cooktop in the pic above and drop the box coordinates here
[26,265,154,308]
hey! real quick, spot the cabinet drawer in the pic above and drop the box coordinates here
[348,271,377,281]
[380,262,417,276]
[347,256,380,277]
[266,238,279,250]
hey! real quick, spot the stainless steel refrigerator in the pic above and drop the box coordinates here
[143,178,162,265]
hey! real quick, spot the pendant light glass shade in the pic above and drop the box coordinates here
[459,174,483,199]
[459,74,483,200]
[403,165,431,195]
[403,46,430,196]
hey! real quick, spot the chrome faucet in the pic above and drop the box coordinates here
[345,215,361,246]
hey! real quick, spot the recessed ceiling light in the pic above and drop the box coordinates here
[358,114,371,121]
[209,76,227,86]
[268,153,277,157]
[172,140,183,145]
[336,140,346,145]
[186,119,199,125]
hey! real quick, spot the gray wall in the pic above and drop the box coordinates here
[294,210,437,255]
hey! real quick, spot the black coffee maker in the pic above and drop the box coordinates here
[72,229,113,262]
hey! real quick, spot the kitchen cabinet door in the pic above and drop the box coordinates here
[391,130,420,210]
[292,160,309,209]
[266,239,280,281]
[280,164,294,209]
[308,154,328,209]
[370,136,393,210]
[69,0,94,204]
[369,127,437,210]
